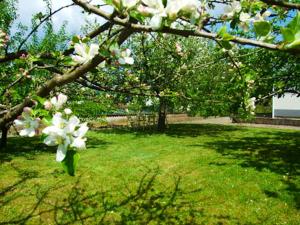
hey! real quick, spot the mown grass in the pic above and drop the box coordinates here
[0,124,300,224]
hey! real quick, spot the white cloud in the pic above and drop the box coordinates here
[13,0,112,35]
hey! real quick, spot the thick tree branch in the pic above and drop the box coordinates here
[0,28,134,129]
[261,0,300,10]
[0,50,27,63]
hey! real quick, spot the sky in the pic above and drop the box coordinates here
[12,0,111,35]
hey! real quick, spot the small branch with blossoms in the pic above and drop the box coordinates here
[0,28,134,151]
[72,0,300,54]
[13,93,88,176]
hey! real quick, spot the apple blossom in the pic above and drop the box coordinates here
[122,0,139,9]
[246,97,256,115]
[166,0,201,21]
[44,100,53,110]
[118,49,134,65]
[223,1,241,19]
[50,93,68,110]
[71,42,99,64]
[64,108,72,115]
[14,110,40,137]
[239,12,252,31]
[145,99,153,106]
[42,112,88,162]
[254,11,271,22]
[140,0,167,29]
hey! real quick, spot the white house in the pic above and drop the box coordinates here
[272,93,300,118]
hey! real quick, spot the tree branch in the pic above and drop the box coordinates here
[72,0,294,53]
[76,78,157,97]
[0,28,134,129]
[261,0,300,10]
[0,21,112,64]
[17,3,75,51]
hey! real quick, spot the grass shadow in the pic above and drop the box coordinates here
[0,168,203,224]
[204,130,300,209]
[97,124,241,139]
[0,136,57,163]
[0,134,112,163]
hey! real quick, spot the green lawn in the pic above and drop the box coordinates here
[1,124,300,224]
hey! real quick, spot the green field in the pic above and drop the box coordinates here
[1,124,300,224]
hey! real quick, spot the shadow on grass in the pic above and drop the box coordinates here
[204,131,300,209]
[0,136,56,163]
[0,135,111,163]
[0,167,204,225]
[98,124,240,138]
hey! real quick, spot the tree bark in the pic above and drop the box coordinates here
[0,126,8,149]
[157,97,167,132]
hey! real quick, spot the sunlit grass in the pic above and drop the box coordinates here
[1,124,300,224]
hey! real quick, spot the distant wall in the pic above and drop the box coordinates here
[273,93,300,118]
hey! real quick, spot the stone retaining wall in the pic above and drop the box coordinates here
[253,117,300,127]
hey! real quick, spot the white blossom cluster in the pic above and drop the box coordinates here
[71,42,99,64]
[224,1,271,31]
[71,42,134,66]
[0,30,9,48]
[14,93,89,162]
[247,97,256,115]
[114,0,204,29]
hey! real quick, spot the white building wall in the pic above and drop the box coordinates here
[272,93,300,118]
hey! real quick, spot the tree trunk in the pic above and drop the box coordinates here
[157,97,167,132]
[0,126,8,149]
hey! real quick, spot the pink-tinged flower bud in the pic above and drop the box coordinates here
[23,107,32,114]
[33,100,38,106]
[175,43,182,53]
[137,5,150,16]
[20,53,27,59]
[44,100,52,110]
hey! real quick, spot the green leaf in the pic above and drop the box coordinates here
[72,36,80,44]
[109,42,119,52]
[281,28,295,43]
[130,11,144,22]
[61,150,80,176]
[217,26,234,41]
[286,38,300,49]
[82,37,91,43]
[254,21,271,37]
[219,40,232,50]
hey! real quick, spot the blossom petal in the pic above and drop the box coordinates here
[65,116,80,133]
[27,128,36,137]
[56,144,67,162]
[57,94,68,108]
[74,43,88,58]
[19,129,29,137]
[14,119,24,127]
[74,123,89,137]
[44,135,58,146]
[71,55,87,64]
[88,44,99,58]
[150,15,163,30]
[124,57,134,65]
[71,137,86,149]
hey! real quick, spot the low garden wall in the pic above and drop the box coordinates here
[89,114,201,129]
[253,117,300,127]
